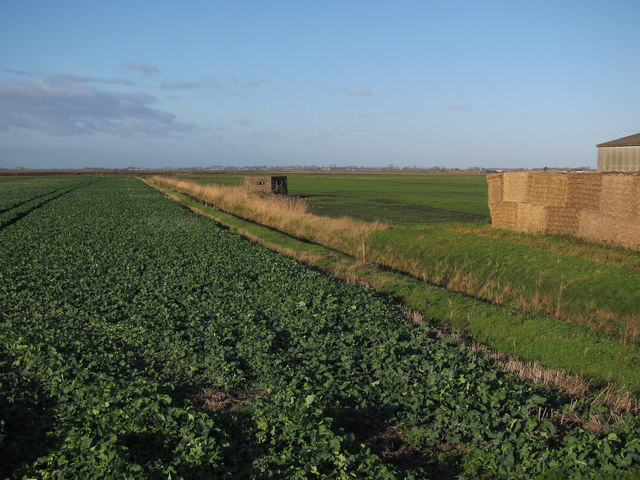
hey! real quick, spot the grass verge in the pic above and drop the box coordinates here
[366,225,640,343]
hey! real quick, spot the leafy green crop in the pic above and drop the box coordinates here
[0,176,638,478]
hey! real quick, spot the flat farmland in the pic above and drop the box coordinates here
[182,172,490,225]
[172,172,640,353]
[3,175,640,478]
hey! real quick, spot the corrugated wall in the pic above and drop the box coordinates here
[598,146,640,172]
[488,172,640,250]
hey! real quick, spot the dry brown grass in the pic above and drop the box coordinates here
[150,176,387,253]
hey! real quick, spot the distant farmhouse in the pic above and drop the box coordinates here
[597,133,640,172]
[244,175,288,195]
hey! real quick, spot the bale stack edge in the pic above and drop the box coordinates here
[487,172,640,250]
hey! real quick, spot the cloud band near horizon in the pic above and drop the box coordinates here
[0,76,197,137]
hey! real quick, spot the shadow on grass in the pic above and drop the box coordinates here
[0,366,61,478]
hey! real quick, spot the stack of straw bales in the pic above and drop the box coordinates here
[487,171,640,250]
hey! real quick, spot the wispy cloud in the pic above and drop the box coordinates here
[159,76,222,90]
[3,68,135,86]
[446,103,471,111]
[2,66,35,76]
[159,81,206,90]
[246,130,279,141]
[48,74,135,86]
[160,75,267,96]
[121,61,162,75]
[0,76,197,137]
[230,76,270,89]
[341,85,373,97]
[230,130,280,147]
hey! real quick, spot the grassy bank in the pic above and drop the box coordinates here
[366,225,640,343]
[150,175,386,253]
[146,178,640,405]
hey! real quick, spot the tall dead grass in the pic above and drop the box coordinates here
[150,176,387,253]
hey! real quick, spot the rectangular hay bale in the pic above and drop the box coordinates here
[516,203,546,234]
[578,210,618,244]
[489,201,518,230]
[615,217,640,250]
[527,172,568,207]
[566,173,603,210]
[486,174,504,203]
[600,174,637,217]
[502,172,531,203]
[544,206,581,236]
[635,175,640,219]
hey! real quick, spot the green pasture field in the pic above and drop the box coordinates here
[3,175,640,478]
[181,172,490,225]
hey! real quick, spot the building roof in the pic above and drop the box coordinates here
[597,133,640,147]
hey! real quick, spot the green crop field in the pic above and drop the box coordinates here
[182,172,490,225]
[2,175,640,478]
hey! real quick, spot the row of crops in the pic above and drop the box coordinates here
[1,176,639,478]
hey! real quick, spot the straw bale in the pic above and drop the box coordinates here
[489,171,640,249]
[635,175,640,219]
[502,172,531,203]
[615,218,640,250]
[600,174,637,217]
[489,201,518,230]
[566,173,603,210]
[544,207,581,235]
[527,172,568,207]
[578,210,618,244]
[486,174,504,203]
[516,203,546,234]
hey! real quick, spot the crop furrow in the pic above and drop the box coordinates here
[0,185,73,215]
[0,180,99,232]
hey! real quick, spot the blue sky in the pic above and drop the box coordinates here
[1,1,639,169]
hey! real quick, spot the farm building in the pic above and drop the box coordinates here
[244,175,288,195]
[597,133,640,172]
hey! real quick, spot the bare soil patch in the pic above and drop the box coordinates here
[194,388,269,410]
